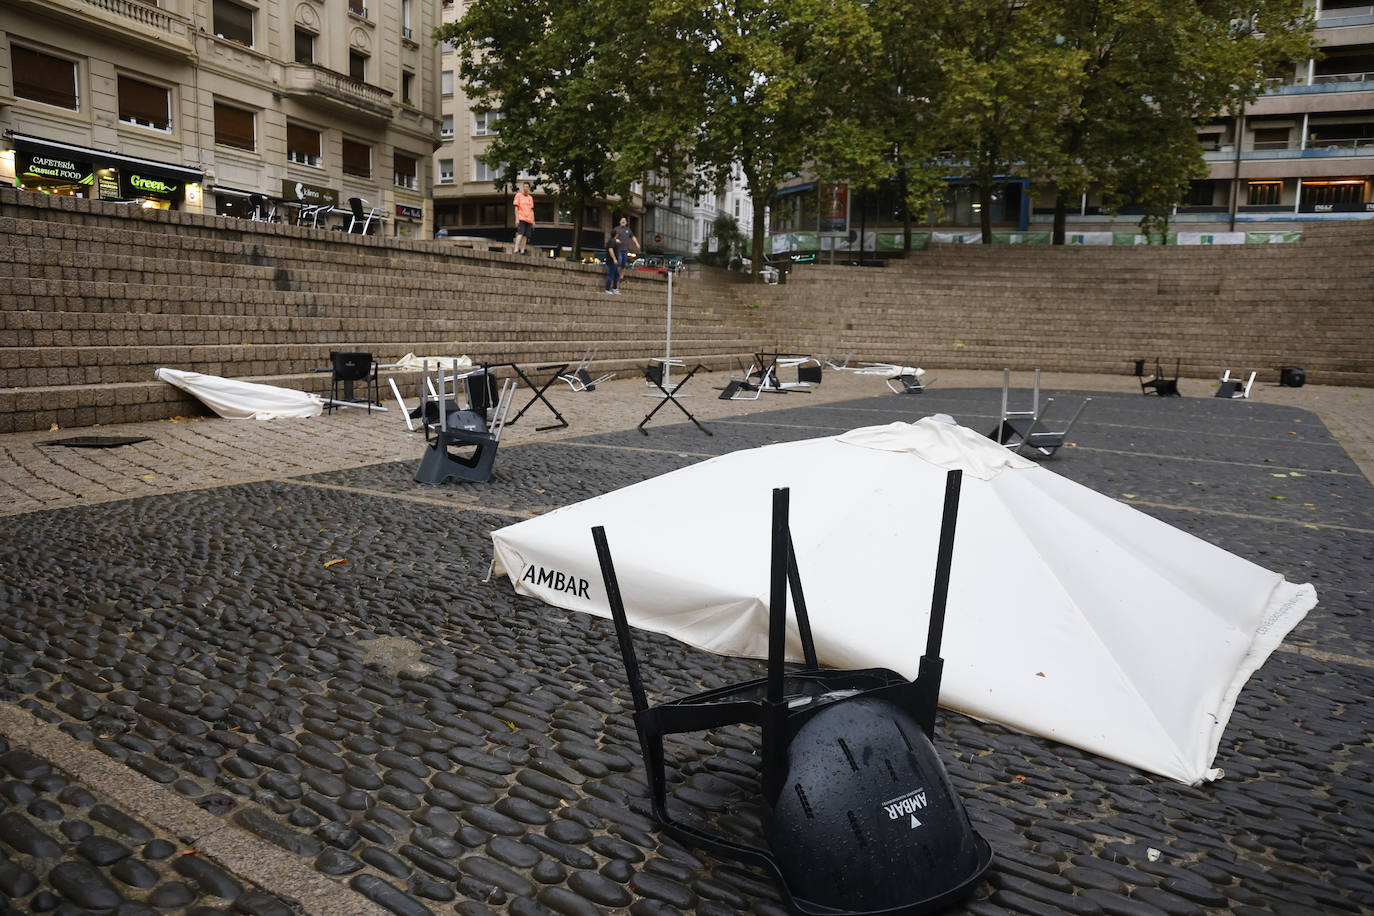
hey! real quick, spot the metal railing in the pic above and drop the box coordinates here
[79,0,190,38]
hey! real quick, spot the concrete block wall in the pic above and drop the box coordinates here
[0,188,768,432]
[2,186,1370,432]
[761,225,1373,385]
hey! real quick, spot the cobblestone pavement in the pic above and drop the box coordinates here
[0,366,1371,916]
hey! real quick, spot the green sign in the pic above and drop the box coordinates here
[121,172,181,199]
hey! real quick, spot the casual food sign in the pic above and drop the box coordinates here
[19,151,94,186]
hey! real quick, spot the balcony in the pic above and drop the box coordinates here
[1203,142,1374,161]
[9,0,194,58]
[1316,5,1374,26]
[279,64,394,122]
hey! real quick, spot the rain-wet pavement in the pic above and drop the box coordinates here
[0,369,1370,916]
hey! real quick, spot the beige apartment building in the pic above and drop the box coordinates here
[2,0,441,236]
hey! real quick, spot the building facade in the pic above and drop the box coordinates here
[1186,0,1374,226]
[2,0,441,236]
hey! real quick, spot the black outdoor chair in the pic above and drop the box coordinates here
[326,351,379,413]
[640,360,712,436]
[248,194,276,222]
[347,197,382,234]
[1138,358,1181,397]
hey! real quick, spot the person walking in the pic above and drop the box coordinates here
[605,231,622,294]
[612,216,639,280]
[513,183,535,254]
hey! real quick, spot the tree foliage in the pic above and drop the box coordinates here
[438,0,1315,259]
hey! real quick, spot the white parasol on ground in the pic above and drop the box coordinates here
[156,368,324,419]
[492,416,1316,785]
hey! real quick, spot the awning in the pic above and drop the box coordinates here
[8,132,202,184]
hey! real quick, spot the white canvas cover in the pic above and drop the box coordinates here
[492,417,1316,785]
[388,353,473,372]
[155,368,323,419]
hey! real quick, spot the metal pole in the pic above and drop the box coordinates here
[664,270,673,390]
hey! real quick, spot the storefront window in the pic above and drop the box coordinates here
[118,76,170,131]
[213,0,254,45]
[214,103,256,151]
[342,139,371,178]
[13,46,79,110]
[287,123,322,167]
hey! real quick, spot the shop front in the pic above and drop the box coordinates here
[394,203,423,239]
[9,133,202,211]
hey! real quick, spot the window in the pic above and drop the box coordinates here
[12,46,79,110]
[214,102,255,151]
[441,39,455,52]
[474,110,501,135]
[212,0,254,45]
[474,158,503,182]
[349,52,367,82]
[441,71,454,95]
[294,28,314,63]
[438,159,454,184]
[1252,127,1290,150]
[480,202,504,223]
[584,206,599,226]
[394,152,418,189]
[287,123,322,167]
[401,71,414,105]
[441,115,454,139]
[342,139,371,178]
[118,76,170,131]
[1301,180,1364,208]
[348,0,367,16]
[401,0,412,38]
[1186,181,1214,207]
[533,201,555,223]
[1247,181,1282,206]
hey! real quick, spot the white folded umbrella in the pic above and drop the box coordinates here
[155,368,323,419]
[492,417,1316,785]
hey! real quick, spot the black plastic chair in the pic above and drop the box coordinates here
[327,352,379,413]
[414,364,514,485]
[1139,358,1181,397]
[347,197,382,234]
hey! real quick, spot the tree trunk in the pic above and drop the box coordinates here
[899,165,913,254]
[751,193,766,281]
[979,179,994,244]
[1053,194,1068,245]
[570,166,586,258]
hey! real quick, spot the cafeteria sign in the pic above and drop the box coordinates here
[395,203,422,220]
[20,152,94,186]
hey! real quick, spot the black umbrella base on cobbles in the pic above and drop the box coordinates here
[0,391,1371,915]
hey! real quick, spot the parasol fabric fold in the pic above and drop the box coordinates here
[492,416,1315,784]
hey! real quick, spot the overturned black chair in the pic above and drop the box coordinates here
[989,369,1091,458]
[414,363,514,485]
[326,351,379,414]
[558,347,615,392]
[347,197,382,235]
[1138,358,1180,397]
[640,360,711,435]
[591,475,991,916]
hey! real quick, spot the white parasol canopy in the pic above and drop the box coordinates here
[492,417,1316,785]
[155,368,323,419]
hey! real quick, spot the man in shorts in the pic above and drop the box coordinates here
[513,183,535,254]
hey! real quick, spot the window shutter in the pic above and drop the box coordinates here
[13,47,79,110]
[118,76,170,128]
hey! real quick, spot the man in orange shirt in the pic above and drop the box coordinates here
[513,183,535,254]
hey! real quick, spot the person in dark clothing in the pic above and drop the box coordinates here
[605,233,622,294]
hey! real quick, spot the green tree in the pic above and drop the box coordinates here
[636,0,855,279]
[930,0,1087,243]
[436,0,637,256]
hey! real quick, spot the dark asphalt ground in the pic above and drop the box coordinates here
[1,388,1370,916]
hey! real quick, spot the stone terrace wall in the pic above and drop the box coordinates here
[762,225,1373,386]
[0,188,767,432]
[2,186,1370,432]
